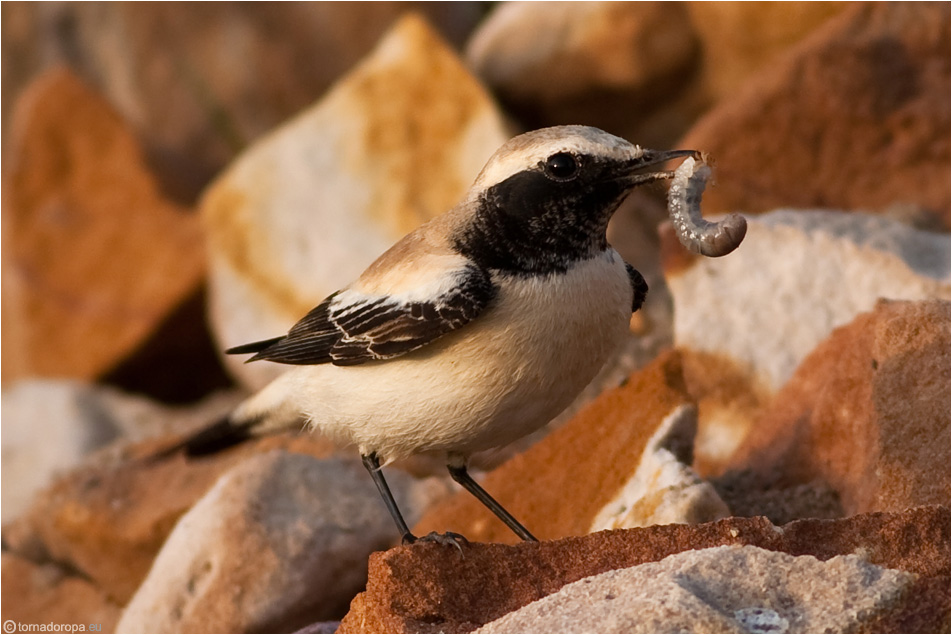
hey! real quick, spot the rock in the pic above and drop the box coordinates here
[663,210,950,473]
[338,505,949,633]
[1,553,121,633]
[2,3,485,201]
[467,1,701,149]
[2,428,338,604]
[724,299,951,516]
[477,545,914,633]
[679,2,951,229]
[2,381,120,524]
[201,14,510,389]
[1,380,243,524]
[2,68,205,384]
[587,402,729,531]
[414,351,727,543]
[686,3,847,101]
[117,452,449,634]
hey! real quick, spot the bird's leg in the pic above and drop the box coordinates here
[361,452,416,544]
[447,464,538,542]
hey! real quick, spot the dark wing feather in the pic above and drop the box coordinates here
[625,262,649,313]
[229,265,496,366]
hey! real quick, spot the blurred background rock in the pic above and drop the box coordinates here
[2,3,948,633]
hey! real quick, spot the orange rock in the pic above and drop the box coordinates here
[686,2,847,101]
[413,351,726,543]
[679,2,951,229]
[467,2,700,149]
[663,211,950,477]
[2,433,337,604]
[727,299,951,515]
[2,68,205,384]
[1,553,121,632]
[3,3,485,200]
[339,505,950,634]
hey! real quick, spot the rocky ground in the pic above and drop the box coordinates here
[2,3,949,633]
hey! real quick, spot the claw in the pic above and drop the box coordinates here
[403,531,469,555]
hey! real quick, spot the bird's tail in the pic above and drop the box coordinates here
[147,373,304,461]
[149,414,259,461]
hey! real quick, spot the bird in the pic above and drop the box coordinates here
[166,125,697,545]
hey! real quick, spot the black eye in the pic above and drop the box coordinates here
[543,152,579,181]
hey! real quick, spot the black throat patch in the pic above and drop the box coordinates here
[453,165,630,276]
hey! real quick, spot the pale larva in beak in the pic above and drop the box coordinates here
[667,155,747,257]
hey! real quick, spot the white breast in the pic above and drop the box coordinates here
[283,250,633,462]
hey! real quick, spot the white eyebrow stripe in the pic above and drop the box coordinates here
[472,130,644,190]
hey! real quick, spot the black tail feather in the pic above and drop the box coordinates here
[147,415,258,462]
[226,337,285,356]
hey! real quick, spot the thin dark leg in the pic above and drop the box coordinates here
[447,465,538,542]
[361,453,416,544]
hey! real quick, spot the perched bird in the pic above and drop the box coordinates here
[170,125,697,544]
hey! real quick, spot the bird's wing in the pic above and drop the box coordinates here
[227,262,496,366]
[625,262,648,313]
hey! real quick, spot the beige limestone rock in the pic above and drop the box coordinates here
[116,452,449,633]
[339,506,949,633]
[2,428,337,604]
[477,546,915,633]
[467,1,700,149]
[589,404,729,532]
[0,380,242,524]
[664,210,950,473]
[201,14,510,389]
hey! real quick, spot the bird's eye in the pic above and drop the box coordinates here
[543,152,579,181]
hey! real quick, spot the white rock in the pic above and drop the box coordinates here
[466,2,699,147]
[477,545,914,634]
[117,451,448,633]
[0,380,241,523]
[668,210,950,393]
[589,404,729,531]
[201,14,510,389]
[1,380,116,524]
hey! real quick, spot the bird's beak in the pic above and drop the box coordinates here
[620,149,701,187]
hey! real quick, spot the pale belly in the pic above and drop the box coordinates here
[295,251,634,462]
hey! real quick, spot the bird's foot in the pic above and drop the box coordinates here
[401,531,469,554]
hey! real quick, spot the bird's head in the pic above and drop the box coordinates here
[455,125,698,274]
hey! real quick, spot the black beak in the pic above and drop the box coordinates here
[621,149,701,187]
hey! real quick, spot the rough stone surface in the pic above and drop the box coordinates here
[2,68,205,384]
[339,505,949,634]
[2,431,338,604]
[477,545,914,634]
[414,351,726,543]
[725,299,951,516]
[664,210,950,473]
[201,14,510,389]
[2,3,485,200]
[117,452,448,634]
[679,2,951,229]
[588,403,729,532]
[1,553,121,633]
[467,2,700,149]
